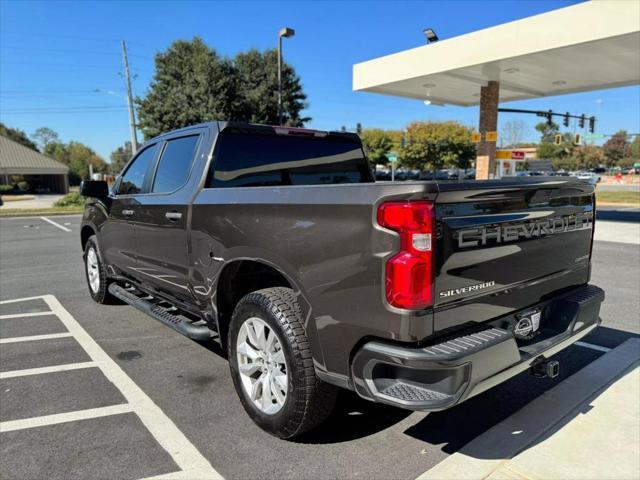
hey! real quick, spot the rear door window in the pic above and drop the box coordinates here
[117,143,159,195]
[151,135,200,193]
[208,132,373,188]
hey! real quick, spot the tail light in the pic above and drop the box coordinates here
[377,200,435,309]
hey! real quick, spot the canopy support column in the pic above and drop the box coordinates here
[476,80,499,179]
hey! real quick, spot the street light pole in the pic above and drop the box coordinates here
[277,27,295,126]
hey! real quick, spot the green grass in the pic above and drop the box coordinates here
[0,206,84,217]
[595,190,640,205]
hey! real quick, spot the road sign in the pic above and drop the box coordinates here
[472,132,481,143]
[496,150,526,160]
[485,131,498,142]
[584,133,605,140]
[387,152,398,163]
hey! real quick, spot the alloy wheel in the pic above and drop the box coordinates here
[236,317,288,415]
[86,247,100,293]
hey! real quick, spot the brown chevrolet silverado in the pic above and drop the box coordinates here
[80,121,603,438]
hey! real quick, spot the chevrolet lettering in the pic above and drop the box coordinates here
[457,212,593,249]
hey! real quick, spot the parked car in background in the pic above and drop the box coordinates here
[375,169,391,181]
[574,171,598,185]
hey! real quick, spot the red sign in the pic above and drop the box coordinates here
[511,151,526,160]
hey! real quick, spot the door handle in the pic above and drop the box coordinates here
[122,209,134,217]
[165,211,182,221]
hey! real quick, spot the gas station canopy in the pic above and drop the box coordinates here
[353,1,640,106]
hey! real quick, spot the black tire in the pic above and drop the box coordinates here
[228,287,337,439]
[83,235,119,304]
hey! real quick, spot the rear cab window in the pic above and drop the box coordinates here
[152,135,200,193]
[207,130,373,188]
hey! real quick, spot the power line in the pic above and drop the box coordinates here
[1,105,128,113]
[0,45,153,60]
[1,109,128,115]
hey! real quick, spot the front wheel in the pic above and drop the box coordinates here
[228,287,337,439]
[83,235,118,304]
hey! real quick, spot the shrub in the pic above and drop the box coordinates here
[16,181,29,192]
[54,192,85,208]
[0,184,13,194]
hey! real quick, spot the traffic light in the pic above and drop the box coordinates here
[574,133,582,145]
[563,112,570,127]
[579,115,585,129]
[356,122,362,135]
[546,110,553,126]
[554,134,562,145]
[589,116,596,134]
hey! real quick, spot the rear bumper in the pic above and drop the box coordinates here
[351,284,604,411]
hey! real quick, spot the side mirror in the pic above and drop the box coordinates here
[80,180,109,199]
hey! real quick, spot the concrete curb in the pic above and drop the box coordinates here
[416,338,640,480]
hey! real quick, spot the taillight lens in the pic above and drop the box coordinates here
[377,200,435,309]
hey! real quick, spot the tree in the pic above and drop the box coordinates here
[535,121,559,143]
[136,38,310,138]
[68,142,108,181]
[399,121,475,171]
[603,130,628,167]
[0,122,39,151]
[569,145,605,170]
[235,49,309,126]
[31,127,59,151]
[629,135,640,159]
[360,129,393,166]
[44,140,107,184]
[110,141,132,175]
[535,122,573,160]
[137,37,242,139]
[500,120,526,147]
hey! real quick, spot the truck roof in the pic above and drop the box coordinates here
[142,121,361,149]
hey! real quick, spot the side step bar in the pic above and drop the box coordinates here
[108,283,212,342]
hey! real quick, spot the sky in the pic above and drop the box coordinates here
[1,0,639,161]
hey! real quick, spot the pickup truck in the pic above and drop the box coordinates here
[80,121,604,439]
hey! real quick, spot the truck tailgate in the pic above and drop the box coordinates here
[433,178,594,333]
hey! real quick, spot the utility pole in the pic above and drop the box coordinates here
[121,40,139,154]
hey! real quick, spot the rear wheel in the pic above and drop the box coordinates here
[83,235,118,304]
[228,287,337,439]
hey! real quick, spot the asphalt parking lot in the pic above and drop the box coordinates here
[0,213,638,480]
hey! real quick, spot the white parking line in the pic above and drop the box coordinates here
[0,295,222,479]
[39,216,72,232]
[0,404,134,433]
[0,362,97,379]
[0,296,50,304]
[575,341,612,353]
[0,332,73,344]
[0,311,55,320]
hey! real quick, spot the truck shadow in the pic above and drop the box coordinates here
[303,326,637,447]
[197,325,637,448]
[403,326,638,455]
[296,389,413,444]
